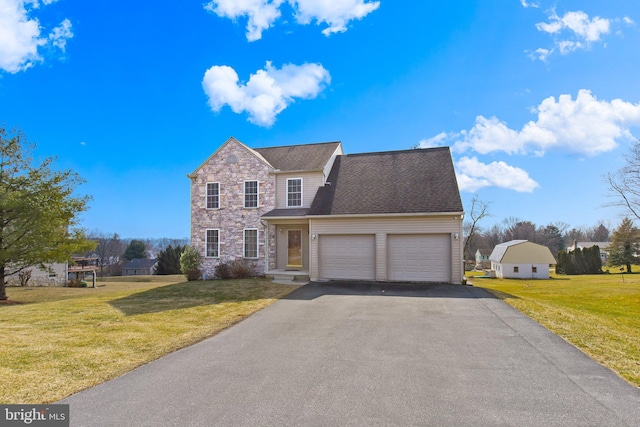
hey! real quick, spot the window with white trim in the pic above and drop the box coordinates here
[244,181,258,208]
[243,229,258,258]
[513,266,519,273]
[287,178,302,207]
[532,266,537,273]
[205,229,220,258]
[206,182,219,209]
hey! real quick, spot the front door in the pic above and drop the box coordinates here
[287,230,302,268]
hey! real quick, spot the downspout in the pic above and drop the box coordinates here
[260,220,269,273]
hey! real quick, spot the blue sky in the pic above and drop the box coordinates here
[1,0,639,238]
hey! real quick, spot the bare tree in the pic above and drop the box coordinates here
[89,232,124,277]
[463,194,491,261]
[502,218,536,242]
[587,222,611,242]
[606,139,640,220]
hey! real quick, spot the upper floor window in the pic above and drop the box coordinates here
[206,182,219,209]
[205,229,220,258]
[244,181,258,208]
[287,178,302,207]
[243,229,258,258]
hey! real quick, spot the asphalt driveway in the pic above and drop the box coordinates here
[61,282,640,426]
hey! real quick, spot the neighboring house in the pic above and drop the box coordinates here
[4,263,67,287]
[5,256,99,287]
[490,240,556,279]
[189,137,465,283]
[475,249,491,270]
[567,241,611,263]
[122,258,158,276]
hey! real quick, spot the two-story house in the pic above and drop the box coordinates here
[189,137,464,283]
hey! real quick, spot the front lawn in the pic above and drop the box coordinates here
[0,276,298,403]
[470,271,640,387]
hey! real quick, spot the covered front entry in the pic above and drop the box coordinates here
[388,234,451,282]
[272,224,309,271]
[319,234,375,280]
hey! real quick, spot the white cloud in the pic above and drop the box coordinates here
[0,0,73,73]
[528,47,551,61]
[532,10,613,60]
[204,0,379,41]
[623,16,634,25]
[291,0,380,36]
[204,0,284,42]
[28,0,59,6]
[418,132,448,148]
[519,0,539,8]
[422,90,640,193]
[455,157,539,193]
[202,61,331,127]
[443,90,640,157]
[49,18,73,51]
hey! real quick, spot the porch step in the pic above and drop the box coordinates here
[266,271,309,285]
[272,274,310,282]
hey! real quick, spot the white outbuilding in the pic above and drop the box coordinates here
[489,240,556,279]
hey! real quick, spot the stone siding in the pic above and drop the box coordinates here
[190,139,276,278]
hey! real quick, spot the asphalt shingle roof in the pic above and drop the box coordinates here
[308,147,463,215]
[254,142,341,171]
[262,208,310,217]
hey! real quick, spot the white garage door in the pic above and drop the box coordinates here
[388,234,451,282]
[319,235,375,280]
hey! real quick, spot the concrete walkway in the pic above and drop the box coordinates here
[61,282,640,426]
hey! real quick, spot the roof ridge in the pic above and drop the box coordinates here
[344,146,451,156]
[255,141,341,150]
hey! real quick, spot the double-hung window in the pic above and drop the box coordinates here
[243,229,258,258]
[244,181,258,208]
[205,229,220,258]
[287,178,302,207]
[206,183,219,209]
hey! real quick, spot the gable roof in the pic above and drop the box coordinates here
[568,241,611,251]
[308,147,463,216]
[489,240,527,263]
[254,141,341,171]
[189,137,275,176]
[490,240,556,264]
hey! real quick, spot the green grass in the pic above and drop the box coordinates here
[0,276,298,404]
[470,271,640,387]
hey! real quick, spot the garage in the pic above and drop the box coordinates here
[319,235,375,280]
[388,234,451,282]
